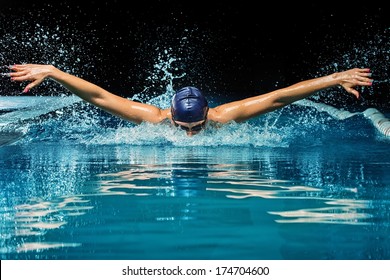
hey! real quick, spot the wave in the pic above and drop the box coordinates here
[296,100,390,137]
[0,95,389,147]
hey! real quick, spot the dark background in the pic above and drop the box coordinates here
[1,1,389,108]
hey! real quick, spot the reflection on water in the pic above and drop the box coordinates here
[0,196,91,253]
[97,162,373,225]
[269,199,371,225]
[97,165,176,196]
[0,144,387,259]
[17,242,81,253]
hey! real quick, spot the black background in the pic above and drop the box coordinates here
[1,1,389,108]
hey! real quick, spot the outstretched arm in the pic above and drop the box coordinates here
[210,68,373,123]
[9,64,167,124]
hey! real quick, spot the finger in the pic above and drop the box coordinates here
[9,64,28,72]
[10,64,29,68]
[23,81,39,93]
[10,70,29,78]
[356,79,373,86]
[358,72,373,79]
[357,68,371,73]
[23,85,30,93]
[10,74,33,82]
[346,87,360,99]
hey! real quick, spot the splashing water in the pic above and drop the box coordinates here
[310,28,389,108]
[0,22,99,95]
[1,14,389,147]
[131,48,186,108]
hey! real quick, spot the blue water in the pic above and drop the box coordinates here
[1,95,389,260]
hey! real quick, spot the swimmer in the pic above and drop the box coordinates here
[6,64,373,136]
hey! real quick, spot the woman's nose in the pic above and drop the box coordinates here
[186,130,199,136]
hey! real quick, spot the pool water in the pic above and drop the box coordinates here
[1,96,389,260]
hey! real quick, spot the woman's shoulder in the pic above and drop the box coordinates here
[207,107,230,125]
[160,108,172,122]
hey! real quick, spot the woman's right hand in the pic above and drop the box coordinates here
[9,64,56,93]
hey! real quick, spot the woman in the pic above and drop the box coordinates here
[7,64,373,136]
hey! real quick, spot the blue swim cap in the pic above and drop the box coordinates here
[171,86,209,122]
